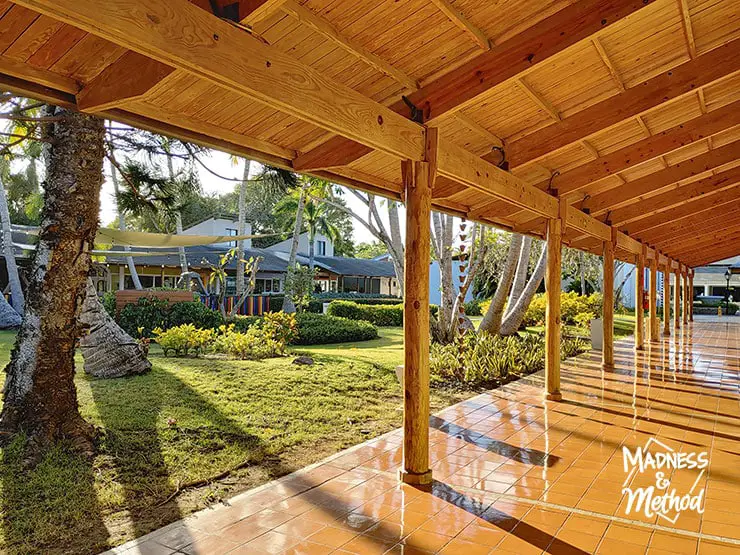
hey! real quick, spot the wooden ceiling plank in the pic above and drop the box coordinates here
[0,52,79,92]
[280,1,418,91]
[517,78,560,121]
[76,51,175,111]
[452,112,503,148]
[501,40,740,167]
[631,201,740,242]
[677,0,696,59]
[21,0,427,162]
[292,0,657,171]
[428,0,490,50]
[592,36,625,91]
[608,167,740,227]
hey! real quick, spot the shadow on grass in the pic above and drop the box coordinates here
[88,361,266,549]
[0,359,266,554]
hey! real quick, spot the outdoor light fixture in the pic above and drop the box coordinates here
[725,268,732,314]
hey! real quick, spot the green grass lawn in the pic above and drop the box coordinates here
[0,327,467,555]
[0,316,638,554]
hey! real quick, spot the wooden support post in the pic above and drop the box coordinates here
[545,209,563,401]
[602,236,615,370]
[682,272,689,325]
[662,267,670,336]
[635,253,645,350]
[689,272,694,322]
[649,255,658,342]
[674,270,681,330]
[399,129,436,486]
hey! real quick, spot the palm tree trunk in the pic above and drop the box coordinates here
[0,176,24,314]
[387,200,404,291]
[235,159,251,302]
[479,233,523,334]
[110,159,142,290]
[308,227,315,273]
[500,246,548,335]
[505,235,531,318]
[579,251,586,294]
[0,107,104,456]
[79,279,151,378]
[165,153,189,277]
[282,184,307,313]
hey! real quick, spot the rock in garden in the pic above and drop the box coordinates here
[292,356,314,365]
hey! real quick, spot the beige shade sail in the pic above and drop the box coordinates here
[95,228,269,247]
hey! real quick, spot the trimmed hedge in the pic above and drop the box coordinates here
[293,313,378,345]
[326,300,439,326]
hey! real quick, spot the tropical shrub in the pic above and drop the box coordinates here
[260,311,298,353]
[213,325,280,360]
[430,331,588,387]
[227,315,264,332]
[153,324,216,357]
[102,292,116,318]
[523,292,603,327]
[293,313,378,345]
[574,311,595,330]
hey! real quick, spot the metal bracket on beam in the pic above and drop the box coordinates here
[402,96,425,124]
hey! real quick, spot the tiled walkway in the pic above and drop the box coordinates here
[107,318,740,554]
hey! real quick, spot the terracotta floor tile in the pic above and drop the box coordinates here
[437,538,491,554]
[698,539,740,554]
[280,540,333,555]
[338,534,395,554]
[180,533,240,555]
[273,519,326,539]
[400,529,452,552]
[229,531,299,554]
[648,531,697,554]
[306,525,357,548]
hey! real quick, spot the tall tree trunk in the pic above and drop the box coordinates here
[387,200,405,292]
[0,107,104,456]
[579,250,586,294]
[431,213,456,343]
[479,233,523,334]
[110,159,142,290]
[505,235,531,318]
[79,279,151,378]
[282,184,307,313]
[500,246,548,335]
[0,176,24,314]
[308,226,315,273]
[235,159,251,302]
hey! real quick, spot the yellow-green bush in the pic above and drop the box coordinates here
[214,325,280,360]
[153,324,216,357]
[523,292,603,327]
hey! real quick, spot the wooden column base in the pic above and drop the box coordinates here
[601,363,615,371]
[663,331,670,336]
[398,468,433,485]
[545,391,562,401]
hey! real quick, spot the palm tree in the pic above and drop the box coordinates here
[274,188,342,272]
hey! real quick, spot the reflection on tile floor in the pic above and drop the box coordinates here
[105,318,740,554]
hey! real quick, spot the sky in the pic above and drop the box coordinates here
[98,148,401,246]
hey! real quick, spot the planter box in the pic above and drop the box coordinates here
[114,290,196,316]
[590,318,603,350]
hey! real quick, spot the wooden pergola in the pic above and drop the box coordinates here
[1,0,737,485]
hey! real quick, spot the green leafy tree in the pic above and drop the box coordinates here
[355,241,387,259]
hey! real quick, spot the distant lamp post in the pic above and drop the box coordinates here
[725,268,732,315]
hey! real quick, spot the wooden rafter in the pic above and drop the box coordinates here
[291,0,657,171]
[453,112,503,148]
[498,40,740,167]
[677,0,697,59]
[428,0,490,50]
[592,37,625,91]
[630,200,740,240]
[517,78,560,121]
[280,1,418,91]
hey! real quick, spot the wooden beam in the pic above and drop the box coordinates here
[501,40,740,167]
[291,0,656,171]
[280,1,418,91]
[564,204,611,242]
[545,214,563,401]
[607,166,740,227]
[21,0,426,162]
[581,142,739,215]
[437,138,560,218]
[464,100,740,221]
[659,226,740,255]
[189,0,285,24]
[633,205,740,244]
[76,51,174,111]
[0,54,79,94]
[428,0,490,50]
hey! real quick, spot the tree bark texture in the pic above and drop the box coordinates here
[0,107,104,455]
[282,184,307,313]
[235,159,251,301]
[79,280,151,378]
[479,233,523,334]
[500,245,547,336]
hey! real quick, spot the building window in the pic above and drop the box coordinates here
[317,240,326,256]
[272,279,281,292]
[226,228,238,247]
[225,276,236,296]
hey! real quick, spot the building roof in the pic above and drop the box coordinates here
[105,247,397,278]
